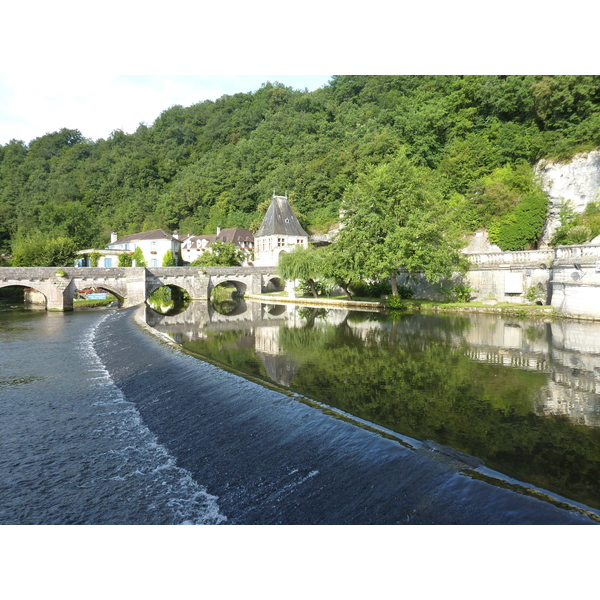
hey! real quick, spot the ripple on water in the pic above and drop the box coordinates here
[0,311,227,525]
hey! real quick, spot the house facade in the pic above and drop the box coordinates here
[77,229,182,267]
[181,227,254,265]
[107,229,182,267]
[253,195,309,267]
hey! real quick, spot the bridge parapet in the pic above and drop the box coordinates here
[0,266,282,309]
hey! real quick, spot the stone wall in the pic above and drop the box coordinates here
[398,245,600,317]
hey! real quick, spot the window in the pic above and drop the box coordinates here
[104,258,112,267]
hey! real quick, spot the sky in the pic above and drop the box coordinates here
[0,75,332,145]
[3,2,597,149]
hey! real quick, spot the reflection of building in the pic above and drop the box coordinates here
[254,325,300,387]
[253,195,308,267]
[347,313,600,427]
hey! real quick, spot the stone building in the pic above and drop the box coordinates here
[253,195,309,267]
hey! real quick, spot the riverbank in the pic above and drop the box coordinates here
[245,293,559,319]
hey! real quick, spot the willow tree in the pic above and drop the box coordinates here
[335,150,466,296]
[277,244,324,299]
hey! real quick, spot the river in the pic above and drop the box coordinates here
[1,294,599,524]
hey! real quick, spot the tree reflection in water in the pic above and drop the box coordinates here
[151,303,600,510]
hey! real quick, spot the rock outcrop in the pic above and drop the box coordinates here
[536,148,600,247]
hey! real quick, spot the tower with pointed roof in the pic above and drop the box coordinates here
[253,195,309,266]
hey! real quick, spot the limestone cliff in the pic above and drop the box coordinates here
[536,148,600,247]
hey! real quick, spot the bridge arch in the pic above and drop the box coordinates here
[209,278,248,297]
[74,284,125,307]
[262,275,284,293]
[0,283,49,307]
[146,283,191,315]
[146,282,192,300]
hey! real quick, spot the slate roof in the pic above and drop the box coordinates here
[254,196,308,238]
[183,234,217,247]
[110,229,179,246]
[216,228,254,244]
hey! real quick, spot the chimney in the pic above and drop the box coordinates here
[110,231,118,244]
[173,230,179,240]
[216,226,221,236]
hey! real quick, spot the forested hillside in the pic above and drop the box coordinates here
[2,75,600,260]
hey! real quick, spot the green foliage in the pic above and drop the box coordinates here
[132,246,146,267]
[88,252,102,267]
[488,190,548,250]
[162,249,176,266]
[524,284,546,304]
[11,231,78,266]
[386,295,407,310]
[3,75,600,255]
[552,200,600,245]
[118,252,133,267]
[189,240,244,267]
[277,245,325,298]
[335,150,466,292]
[439,283,477,303]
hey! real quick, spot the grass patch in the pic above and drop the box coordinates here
[74,295,117,308]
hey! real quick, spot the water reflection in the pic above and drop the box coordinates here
[143,300,600,508]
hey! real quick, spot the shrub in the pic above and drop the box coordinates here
[524,283,546,304]
[162,249,176,266]
[386,295,407,310]
[566,225,592,245]
[118,253,133,267]
[489,190,548,250]
[132,247,147,267]
[397,285,414,299]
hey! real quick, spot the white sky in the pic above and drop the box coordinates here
[0,75,332,145]
[2,3,596,148]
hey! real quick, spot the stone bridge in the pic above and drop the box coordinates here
[0,266,284,311]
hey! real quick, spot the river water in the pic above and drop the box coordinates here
[1,295,599,524]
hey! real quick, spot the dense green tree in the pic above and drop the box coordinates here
[11,231,78,266]
[2,75,600,254]
[190,240,244,266]
[335,150,466,295]
[162,249,177,266]
[132,246,147,267]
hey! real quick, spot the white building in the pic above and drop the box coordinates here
[107,229,181,267]
[181,227,254,265]
[253,195,308,267]
[78,229,182,267]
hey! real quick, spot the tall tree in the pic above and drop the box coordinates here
[335,150,466,295]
